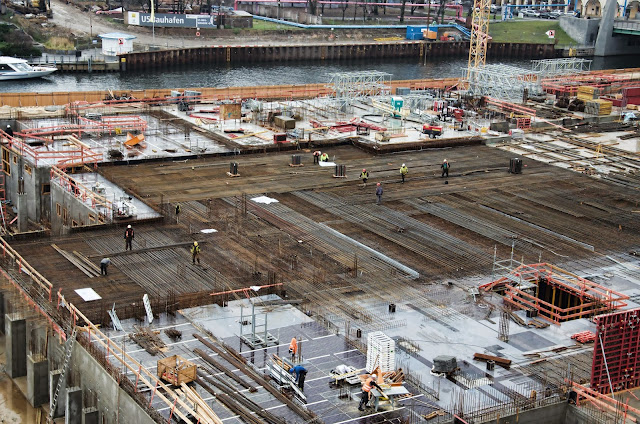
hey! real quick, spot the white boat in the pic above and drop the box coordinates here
[0,56,57,80]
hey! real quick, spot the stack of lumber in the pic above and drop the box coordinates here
[130,326,167,355]
[585,99,613,116]
[577,85,601,101]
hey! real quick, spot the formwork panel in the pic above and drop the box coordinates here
[591,308,640,394]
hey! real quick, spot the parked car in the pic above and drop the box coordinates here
[548,11,563,18]
[490,4,501,12]
[522,9,540,17]
[538,11,552,18]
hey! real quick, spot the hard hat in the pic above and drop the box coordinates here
[362,168,366,172]
[127,224,131,229]
[444,159,448,162]
[371,374,377,378]
[377,182,381,186]
[402,163,405,167]
[6,125,10,128]
[194,241,198,246]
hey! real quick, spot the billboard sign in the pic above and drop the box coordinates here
[127,11,217,28]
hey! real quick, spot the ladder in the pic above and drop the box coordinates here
[49,326,78,422]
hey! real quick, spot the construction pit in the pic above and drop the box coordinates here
[1,66,640,424]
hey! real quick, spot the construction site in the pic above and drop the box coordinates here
[2,1,640,420]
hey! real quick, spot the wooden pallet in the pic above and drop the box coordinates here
[226,172,240,177]
[289,163,304,167]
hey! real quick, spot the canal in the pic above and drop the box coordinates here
[2,54,639,93]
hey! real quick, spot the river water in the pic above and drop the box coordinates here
[2,55,640,93]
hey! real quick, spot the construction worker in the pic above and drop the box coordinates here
[5,125,13,138]
[441,159,450,178]
[124,224,134,251]
[375,183,383,205]
[319,152,329,162]
[288,337,298,362]
[175,203,181,216]
[358,373,383,411]
[190,241,200,264]
[400,163,408,183]
[289,365,308,390]
[360,168,369,186]
[100,257,111,276]
[313,150,321,164]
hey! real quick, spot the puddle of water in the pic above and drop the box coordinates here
[0,335,40,424]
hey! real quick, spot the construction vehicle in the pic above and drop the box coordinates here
[422,124,443,138]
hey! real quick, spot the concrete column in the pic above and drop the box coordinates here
[27,354,49,407]
[65,386,83,424]
[82,407,100,424]
[5,314,27,378]
[50,369,66,418]
[594,0,618,55]
[17,191,27,233]
[0,291,5,335]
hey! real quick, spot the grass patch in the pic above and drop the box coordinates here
[489,20,577,45]
[250,20,304,30]
[45,36,75,50]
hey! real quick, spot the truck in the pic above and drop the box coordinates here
[422,124,443,139]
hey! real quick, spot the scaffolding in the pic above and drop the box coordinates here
[465,64,541,101]
[481,262,629,324]
[328,71,392,110]
[530,58,592,77]
[466,0,491,80]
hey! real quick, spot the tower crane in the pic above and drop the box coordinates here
[466,0,491,88]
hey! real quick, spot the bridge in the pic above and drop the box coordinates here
[613,19,640,35]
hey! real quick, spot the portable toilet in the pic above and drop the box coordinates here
[391,97,404,112]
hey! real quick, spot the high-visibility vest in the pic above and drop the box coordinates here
[362,377,374,392]
[289,337,297,354]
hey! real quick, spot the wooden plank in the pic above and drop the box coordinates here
[473,353,512,368]
[73,251,101,274]
[51,244,97,278]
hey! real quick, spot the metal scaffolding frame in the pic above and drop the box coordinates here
[328,71,392,110]
[530,58,592,77]
[465,64,541,101]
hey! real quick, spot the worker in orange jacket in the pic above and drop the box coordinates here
[289,337,298,362]
[358,374,382,411]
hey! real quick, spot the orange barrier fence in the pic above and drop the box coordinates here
[0,79,461,108]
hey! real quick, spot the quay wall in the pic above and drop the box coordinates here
[118,41,558,71]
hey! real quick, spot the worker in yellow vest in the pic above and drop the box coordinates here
[400,164,408,183]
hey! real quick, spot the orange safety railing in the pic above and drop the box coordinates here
[484,97,537,117]
[2,130,102,168]
[480,263,628,325]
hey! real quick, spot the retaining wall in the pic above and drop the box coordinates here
[119,41,557,71]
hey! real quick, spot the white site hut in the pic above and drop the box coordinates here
[98,32,136,56]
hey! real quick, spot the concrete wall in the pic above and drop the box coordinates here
[240,4,322,24]
[50,181,101,236]
[1,146,51,224]
[559,16,601,45]
[477,402,568,424]
[47,338,155,424]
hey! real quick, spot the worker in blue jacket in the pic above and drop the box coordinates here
[290,365,308,390]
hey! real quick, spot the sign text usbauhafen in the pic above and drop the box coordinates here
[127,12,218,28]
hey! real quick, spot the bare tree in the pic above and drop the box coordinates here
[399,0,408,22]
[341,0,348,20]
